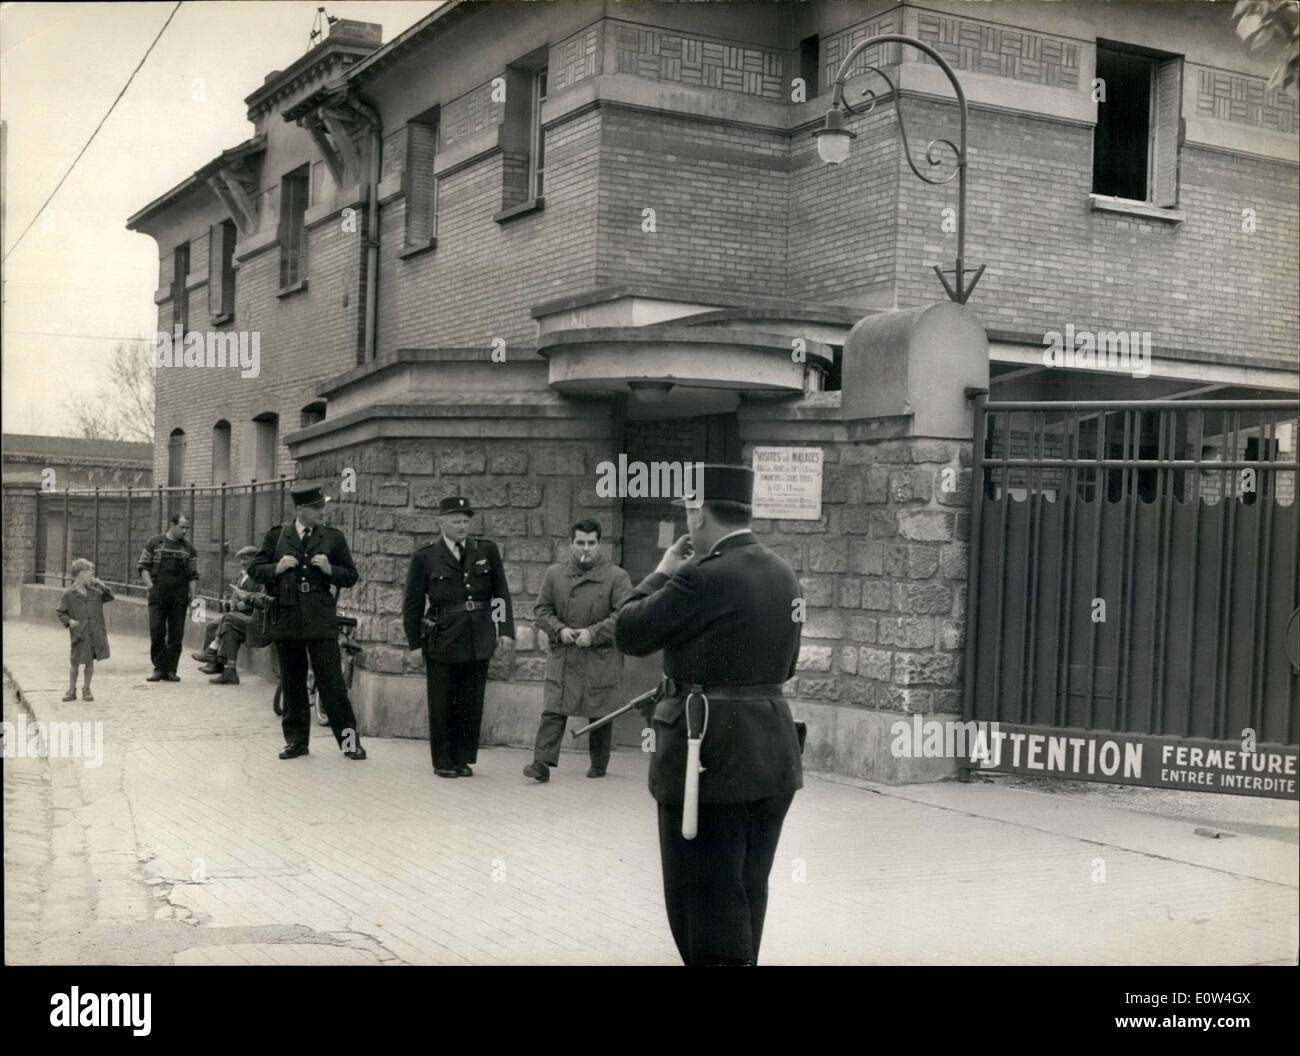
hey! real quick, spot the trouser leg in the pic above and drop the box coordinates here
[741,793,795,963]
[588,720,612,769]
[306,637,360,751]
[450,659,489,766]
[202,622,220,653]
[148,598,166,671]
[656,800,751,965]
[426,661,453,770]
[277,640,311,747]
[218,613,250,663]
[162,590,188,673]
[533,711,568,766]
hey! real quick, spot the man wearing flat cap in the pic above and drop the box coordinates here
[403,495,515,778]
[250,484,367,761]
[615,463,805,966]
[192,544,268,685]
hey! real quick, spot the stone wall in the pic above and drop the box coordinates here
[2,484,38,617]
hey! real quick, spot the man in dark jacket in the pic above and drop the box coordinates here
[615,464,804,966]
[402,496,514,778]
[525,519,633,782]
[249,485,366,761]
[138,513,199,682]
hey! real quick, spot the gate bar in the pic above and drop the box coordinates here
[958,391,989,777]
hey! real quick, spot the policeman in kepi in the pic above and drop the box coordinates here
[615,464,805,966]
[402,496,514,778]
[250,484,367,762]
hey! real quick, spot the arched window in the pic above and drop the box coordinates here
[167,429,186,487]
[252,413,279,482]
[300,401,326,428]
[211,420,232,484]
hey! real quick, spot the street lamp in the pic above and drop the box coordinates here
[816,34,985,305]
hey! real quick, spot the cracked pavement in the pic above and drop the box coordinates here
[4,619,1297,965]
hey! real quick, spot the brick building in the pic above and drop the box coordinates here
[125,1,1298,780]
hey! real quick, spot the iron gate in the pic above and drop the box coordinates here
[961,399,1299,799]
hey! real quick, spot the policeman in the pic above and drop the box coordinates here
[249,485,366,761]
[614,464,804,966]
[402,496,514,778]
[138,513,199,682]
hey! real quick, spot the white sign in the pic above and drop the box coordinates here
[752,447,823,520]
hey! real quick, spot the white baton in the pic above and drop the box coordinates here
[682,691,709,840]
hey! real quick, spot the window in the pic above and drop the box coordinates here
[211,420,232,483]
[1092,44,1182,206]
[404,114,440,247]
[530,67,548,199]
[300,402,326,428]
[172,242,190,334]
[279,167,309,288]
[208,220,236,321]
[253,413,279,481]
[800,35,820,101]
[168,429,186,488]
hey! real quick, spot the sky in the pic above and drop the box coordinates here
[0,0,438,436]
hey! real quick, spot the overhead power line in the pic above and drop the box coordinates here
[2,2,184,263]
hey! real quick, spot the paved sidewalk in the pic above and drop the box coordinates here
[4,619,1296,965]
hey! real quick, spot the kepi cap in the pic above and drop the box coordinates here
[671,463,755,508]
[289,484,328,508]
[439,496,475,516]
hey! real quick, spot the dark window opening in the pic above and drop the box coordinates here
[172,242,190,334]
[167,429,186,488]
[253,413,279,482]
[824,344,842,392]
[279,167,309,287]
[800,35,820,100]
[208,220,236,319]
[1093,44,1182,205]
[300,402,326,428]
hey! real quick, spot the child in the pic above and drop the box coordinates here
[55,559,114,701]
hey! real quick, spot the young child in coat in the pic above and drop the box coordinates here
[55,559,114,701]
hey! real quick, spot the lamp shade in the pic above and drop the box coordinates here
[814,107,855,165]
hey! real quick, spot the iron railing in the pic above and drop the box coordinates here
[963,399,1299,750]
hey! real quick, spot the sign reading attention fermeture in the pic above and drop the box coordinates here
[752,447,823,520]
[962,722,1299,800]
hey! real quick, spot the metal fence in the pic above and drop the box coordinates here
[35,478,300,600]
[964,399,1300,749]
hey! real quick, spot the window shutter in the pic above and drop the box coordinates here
[1151,57,1182,207]
[208,223,225,318]
[404,122,439,244]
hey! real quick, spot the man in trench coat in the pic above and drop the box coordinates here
[524,519,633,782]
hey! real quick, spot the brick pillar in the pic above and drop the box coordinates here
[2,483,39,617]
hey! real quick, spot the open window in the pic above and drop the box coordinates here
[495,46,549,220]
[172,242,190,334]
[1092,43,1183,207]
[278,166,310,289]
[208,220,237,322]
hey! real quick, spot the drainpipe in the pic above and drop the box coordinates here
[350,95,382,363]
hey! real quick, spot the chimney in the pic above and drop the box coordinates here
[328,20,383,48]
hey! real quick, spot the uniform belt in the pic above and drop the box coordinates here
[432,599,489,617]
[296,580,332,594]
[663,679,785,700]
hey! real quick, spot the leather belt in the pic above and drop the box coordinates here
[297,580,332,594]
[432,599,488,617]
[663,679,785,700]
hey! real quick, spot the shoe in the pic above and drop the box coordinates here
[82,690,94,702]
[146,670,164,682]
[191,651,218,664]
[210,669,240,685]
[455,764,473,777]
[162,672,180,682]
[62,690,76,701]
[586,766,606,778]
[198,663,224,675]
[434,768,459,778]
[522,762,550,783]
[345,747,368,761]
[279,744,309,759]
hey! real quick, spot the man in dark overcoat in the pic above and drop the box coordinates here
[615,464,805,966]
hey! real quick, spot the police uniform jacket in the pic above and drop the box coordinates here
[614,530,804,805]
[403,536,516,663]
[249,521,358,641]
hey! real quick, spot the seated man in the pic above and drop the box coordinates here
[192,545,268,685]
